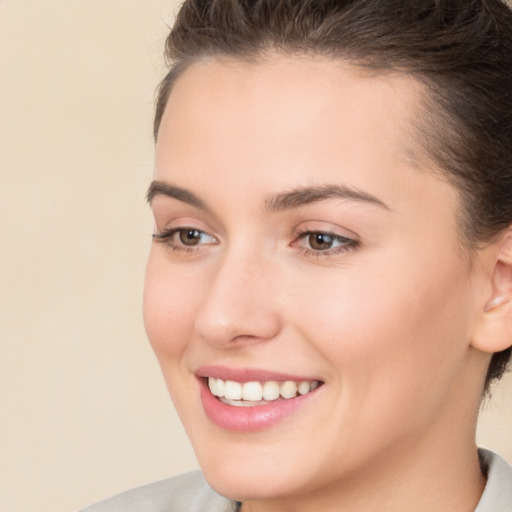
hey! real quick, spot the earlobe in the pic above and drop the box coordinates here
[471,229,512,353]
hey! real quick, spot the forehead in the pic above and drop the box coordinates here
[156,56,439,202]
[157,55,430,172]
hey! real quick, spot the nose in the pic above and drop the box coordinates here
[194,249,281,348]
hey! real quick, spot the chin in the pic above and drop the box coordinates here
[201,464,298,503]
[192,435,327,503]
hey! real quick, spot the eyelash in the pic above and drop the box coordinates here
[153,227,359,257]
[293,229,359,258]
[152,227,217,253]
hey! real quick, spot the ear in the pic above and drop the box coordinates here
[471,228,512,353]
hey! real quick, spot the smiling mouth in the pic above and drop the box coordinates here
[207,377,322,407]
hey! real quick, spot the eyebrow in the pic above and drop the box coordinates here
[264,184,390,212]
[146,181,210,211]
[146,180,390,212]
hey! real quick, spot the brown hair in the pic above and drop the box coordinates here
[154,0,512,392]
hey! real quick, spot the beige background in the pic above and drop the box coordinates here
[1,2,511,512]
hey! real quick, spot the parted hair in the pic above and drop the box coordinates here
[155,0,512,392]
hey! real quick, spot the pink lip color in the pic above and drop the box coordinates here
[196,366,322,432]
[196,365,318,383]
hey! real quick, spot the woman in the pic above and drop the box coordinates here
[82,0,512,510]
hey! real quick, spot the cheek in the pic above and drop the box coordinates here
[276,253,475,466]
[143,252,198,363]
[285,249,473,401]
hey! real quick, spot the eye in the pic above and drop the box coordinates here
[153,227,217,251]
[293,229,359,256]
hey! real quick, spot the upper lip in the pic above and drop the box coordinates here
[195,365,322,383]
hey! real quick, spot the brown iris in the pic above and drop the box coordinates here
[308,233,334,251]
[179,229,203,246]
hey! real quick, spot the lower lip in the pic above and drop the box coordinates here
[199,379,320,431]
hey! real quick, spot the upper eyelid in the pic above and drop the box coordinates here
[155,226,216,239]
[151,204,226,232]
[295,228,353,238]
[293,223,359,242]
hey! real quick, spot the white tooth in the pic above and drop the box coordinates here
[220,398,269,407]
[310,380,319,390]
[242,381,263,401]
[208,377,217,396]
[224,380,242,400]
[262,381,280,401]
[280,381,298,399]
[298,381,311,395]
[216,378,225,397]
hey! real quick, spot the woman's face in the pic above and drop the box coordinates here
[144,57,488,503]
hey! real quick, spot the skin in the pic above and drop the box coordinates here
[143,56,511,511]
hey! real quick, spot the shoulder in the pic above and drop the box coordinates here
[476,449,512,512]
[79,470,237,512]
